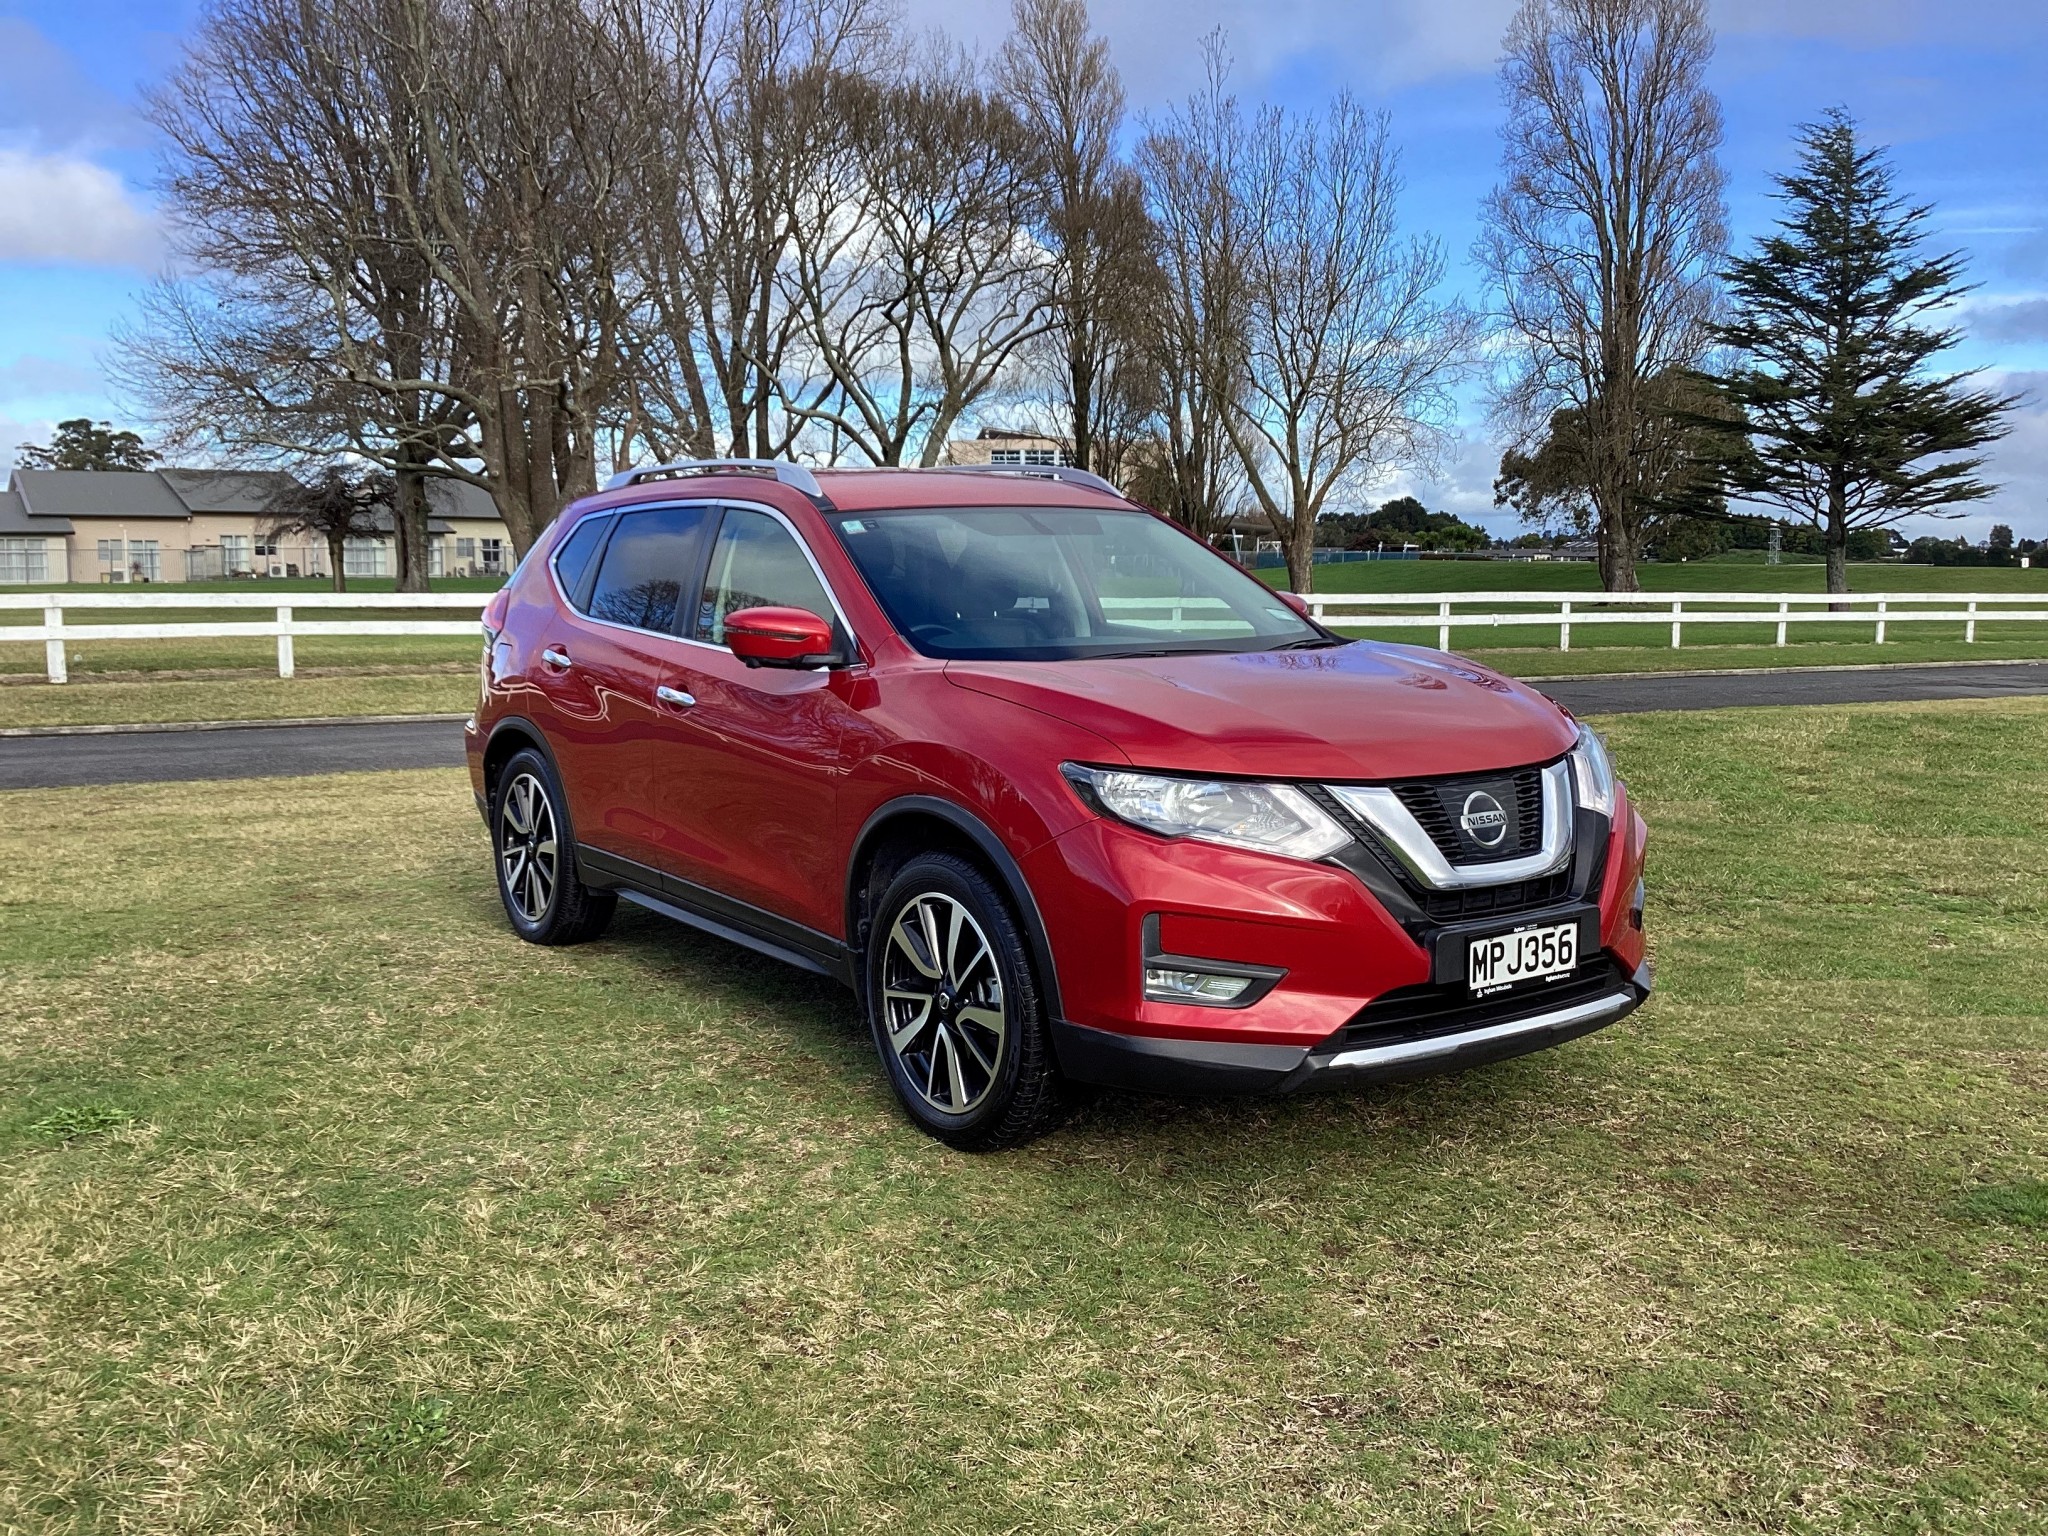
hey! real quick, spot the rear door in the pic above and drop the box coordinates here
[644,504,874,936]
[536,502,717,873]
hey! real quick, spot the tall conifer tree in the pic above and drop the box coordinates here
[1701,109,2013,593]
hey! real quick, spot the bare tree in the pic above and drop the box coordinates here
[262,465,391,593]
[996,0,1153,475]
[781,55,1056,465]
[1135,81,1244,539]
[1145,52,1472,592]
[126,0,473,591]
[1477,0,1727,593]
[621,0,893,464]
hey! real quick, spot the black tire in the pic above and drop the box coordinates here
[490,747,615,945]
[866,852,1070,1151]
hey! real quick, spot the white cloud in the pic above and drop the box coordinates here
[0,353,102,403]
[0,149,158,268]
[1,413,56,478]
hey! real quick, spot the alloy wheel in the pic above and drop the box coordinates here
[499,771,559,923]
[881,892,1008,1114]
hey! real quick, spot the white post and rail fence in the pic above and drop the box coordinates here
[1,591,487,684]
[2,589,2045,683]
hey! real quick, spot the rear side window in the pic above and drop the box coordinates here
[550,514,611,608]
[693,508,837,645]
[585,504,716,633]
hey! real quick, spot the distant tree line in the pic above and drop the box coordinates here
[112,0,2018,595]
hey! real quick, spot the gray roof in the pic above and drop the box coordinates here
[158,467,301,516]
[0,487,74,536]
[12,469,191,521]
[427,479,501,521]
[6,466,504,529]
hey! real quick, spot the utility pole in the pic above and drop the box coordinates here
[1767,521,1781,566]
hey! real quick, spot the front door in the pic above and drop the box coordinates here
[642,505,875,938]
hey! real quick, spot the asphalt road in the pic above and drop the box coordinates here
[5,660,2046,790]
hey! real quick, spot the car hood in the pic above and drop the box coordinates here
[945,642,1577,782]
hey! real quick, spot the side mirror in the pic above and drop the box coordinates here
[1277,591,1312,618]
[724,606,843,669]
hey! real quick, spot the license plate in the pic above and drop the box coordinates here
[1467,920,1578,997]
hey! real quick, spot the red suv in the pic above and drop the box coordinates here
[468,461,1650,1149]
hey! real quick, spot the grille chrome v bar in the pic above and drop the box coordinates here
[1329,759,1574,890]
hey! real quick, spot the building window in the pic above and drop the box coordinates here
[220,534,252,575]
[456,537,476,561]
[0,538,48,585]
[97,538,123,568]
[128,541,161,582]
[255,534,278,557]
[428,540,445,578]
[342,536,389,578]
[989,446,1068,467]
[480,538,505,573]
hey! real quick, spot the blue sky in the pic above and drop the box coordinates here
[4,0,2047,540]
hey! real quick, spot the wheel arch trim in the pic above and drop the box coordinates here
[847,796,1065,1024]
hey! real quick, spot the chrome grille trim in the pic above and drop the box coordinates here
[1327,759,1574,890]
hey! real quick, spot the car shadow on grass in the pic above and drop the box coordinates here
[572,897,1586,1172]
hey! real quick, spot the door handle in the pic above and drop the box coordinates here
[655,685,696,709]
[541,647,573,670]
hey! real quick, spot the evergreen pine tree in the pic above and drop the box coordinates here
[1701,109,2014,594]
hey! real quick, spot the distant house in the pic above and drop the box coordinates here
[943,428,1073,469]
[1,467,514,584]
[0,484,77,585]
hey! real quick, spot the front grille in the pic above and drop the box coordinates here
[1305,779,1583,926]
[1391,765,1545,864]
[1412,869,1573,922]
[1336,955,1629,1051]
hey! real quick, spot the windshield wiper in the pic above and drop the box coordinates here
[1273,636,1349,650]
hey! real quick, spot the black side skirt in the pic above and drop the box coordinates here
[577,844,855,987]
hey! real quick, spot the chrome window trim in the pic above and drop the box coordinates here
[1328,759,1574,890]
[549,495,860,666]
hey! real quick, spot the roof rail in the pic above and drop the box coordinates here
[931,463,1128,501]
[603,458,828,504]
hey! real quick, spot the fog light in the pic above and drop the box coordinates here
[1144,967,1253,1004]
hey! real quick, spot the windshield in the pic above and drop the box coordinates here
[828,505,1330,661]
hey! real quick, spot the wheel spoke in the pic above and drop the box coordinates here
[887,996,934,1052]
[943,1027,972,1109]
[953,1014,999,1075]
[917,900,946,983]
[890,912,941,979]
[504,780,531,836]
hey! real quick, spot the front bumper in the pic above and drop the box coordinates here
[1053,959,1652,1096]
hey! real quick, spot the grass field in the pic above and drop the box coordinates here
[3,698,2043,1532]
[0,672,478,730]
[1278,558,2048,596]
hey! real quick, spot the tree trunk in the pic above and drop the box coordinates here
[1825,532,1849,598]
[391,455,432,593]
[1826,484,1850,599]
[1597,499,1641,593]
[326,532,347,593]
[1285,520,1315,595]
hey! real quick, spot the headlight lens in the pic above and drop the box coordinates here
[1570,725,1616,817]
[1063,765,1350,861]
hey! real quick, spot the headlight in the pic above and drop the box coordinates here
[1062,765,1350,861]
[1570,725,1616,817]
